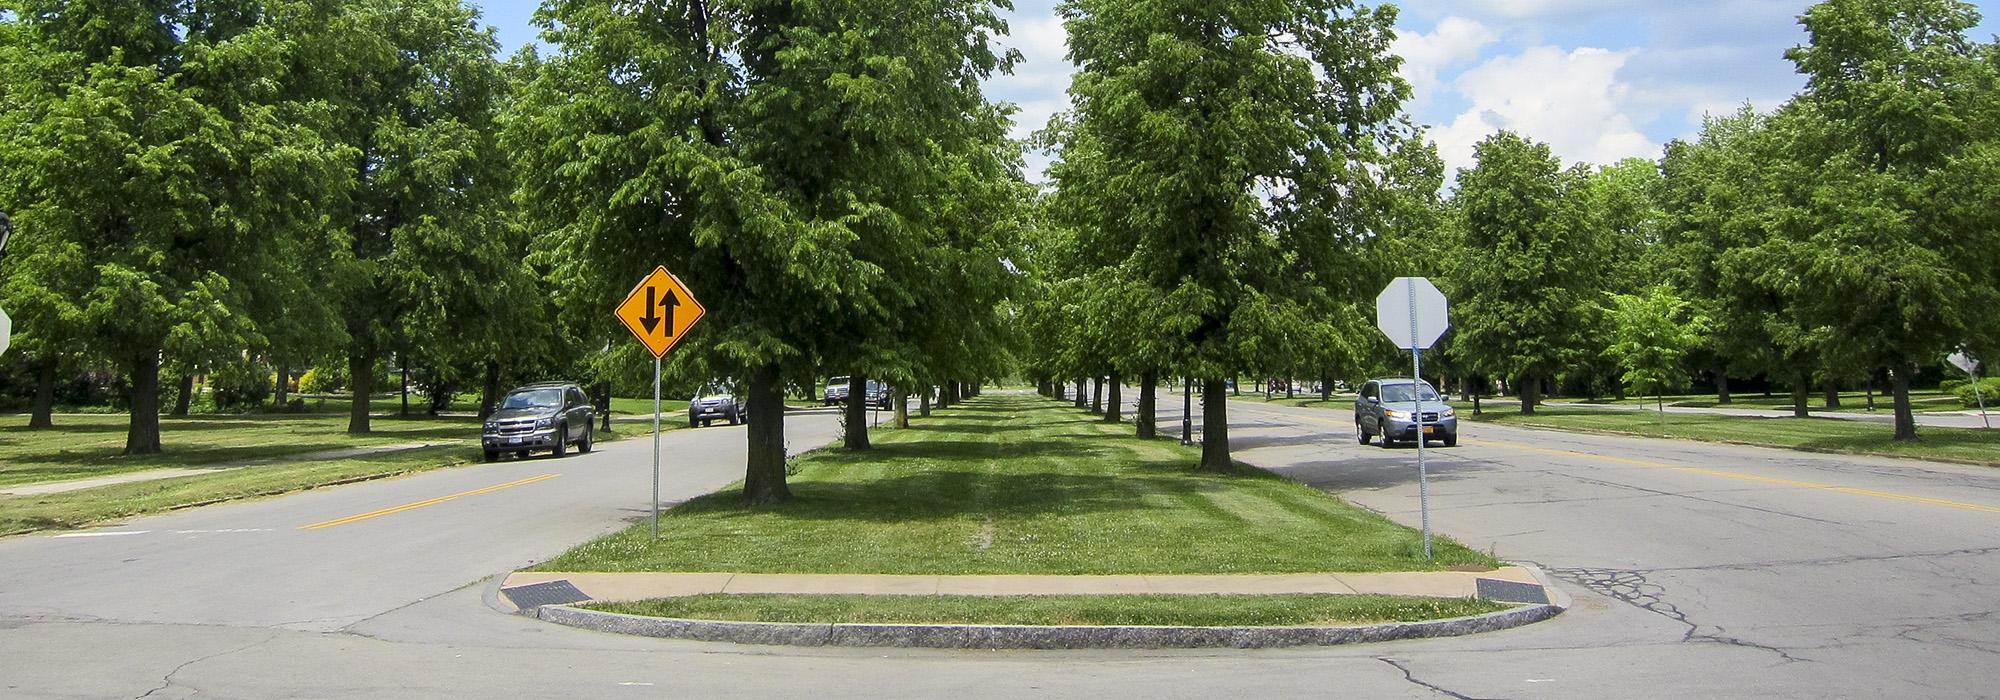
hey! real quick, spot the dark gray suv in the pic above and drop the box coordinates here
[483,382,595,461]
[1355,378,1458,447]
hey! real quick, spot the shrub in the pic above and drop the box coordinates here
[212,361,274,409]
[298,365,341,394]
[1953,378,2000,408]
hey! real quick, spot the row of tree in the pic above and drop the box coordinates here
[0,0,1027,503]
[1019,0,2000,470]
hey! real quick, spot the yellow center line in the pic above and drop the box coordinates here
[1469,439,2000,514]
[299,473,562,530]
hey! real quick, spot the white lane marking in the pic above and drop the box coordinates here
[618,682,655,687]
[174,528,275,534]
[51,530,151,539]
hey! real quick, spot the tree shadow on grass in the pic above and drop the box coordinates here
[1,441,363,469]
[673,468,1227,524]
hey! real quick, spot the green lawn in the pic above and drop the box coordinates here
[587,594,1506,627]
[0,410,640,535]
[1467,407,2000,465]
[534,394,1496,574]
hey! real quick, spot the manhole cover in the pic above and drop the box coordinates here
[502,580,592,609]
[1475,578,1549,604]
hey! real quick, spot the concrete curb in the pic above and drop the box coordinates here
[521,581,1567,650]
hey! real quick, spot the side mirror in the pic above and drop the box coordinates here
[1364,396,1380,404]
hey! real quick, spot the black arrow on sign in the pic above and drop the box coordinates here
[640,286,680,335]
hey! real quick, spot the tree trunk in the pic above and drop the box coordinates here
[172,371,194,416]
[1890,365,1917,441]
[1232,377,1240,396]
[894,387,909,428]
[1137,372,1156,439]
[1320,376,1331,403]
[1715,370,1732,405]
[1285,377,1294,400]
[1105,371,1122,423]
[1197,378,1231,473]
[478,361,502,421]
[1075,378,1087,409]
[744,362,791,504]
[399,355,410,417]
[920,387,932,417]
[347,351,374,434]
[30,356,57,429]
[1052,380,1064,401]
[845,374,870,450]
[1791,375,1810,418]
[274,364,289,408]
[1518,373,1539,415]
[125,350,163,455]
[1823,380,1842,409]
[1090,377,1103,414]
[599,381,613,431]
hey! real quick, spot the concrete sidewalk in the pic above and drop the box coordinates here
[0,442,448,497]
[501,566,1545,606]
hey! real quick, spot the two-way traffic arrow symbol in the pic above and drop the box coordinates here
[639,287,681,336]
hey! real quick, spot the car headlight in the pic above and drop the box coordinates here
[1383,409,1403,419]
[535,417,553,429]
[1441,407,1456,417]
[483,422,497,431]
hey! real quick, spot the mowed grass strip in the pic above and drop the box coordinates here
[536,394,1497,574]
[0,411,643,535]
[1468,407,2000,465]
[586,594,1508,627]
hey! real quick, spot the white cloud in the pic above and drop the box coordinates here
[1392,16,1498,113]
[1431,45,1657,176]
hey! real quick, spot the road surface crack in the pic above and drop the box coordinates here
[133,631,277,699]
[1541,565,1812,664]
[1377,658,1507,700]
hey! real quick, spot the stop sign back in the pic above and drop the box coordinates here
[1376,277,1448,350]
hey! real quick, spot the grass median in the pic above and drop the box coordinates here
[535,394,1496,574]
[1467,407,2000,465]
[586,594,1507,627]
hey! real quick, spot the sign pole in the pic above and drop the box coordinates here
[651,356,661,537]
[1182,377,1193,445]
[1971,371,1991,430]
[1407,280,1432,560]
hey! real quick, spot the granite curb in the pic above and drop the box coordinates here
[520,572,1568,650]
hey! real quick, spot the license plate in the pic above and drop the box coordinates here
[1423,427,1437,435]
[507,437,523,444]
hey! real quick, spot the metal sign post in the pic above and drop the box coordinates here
[617,266,708,538]
[1376,277,1450,561]
[1182,377,1193,445]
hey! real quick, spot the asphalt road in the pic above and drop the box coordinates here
[2,392,1997,698]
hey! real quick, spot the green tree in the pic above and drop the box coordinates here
[1451,132,1598,414]
[1051,0,1412,471]
[1780,0,2000,439]
[514,0,1016,502]
[1602,285,1708,416]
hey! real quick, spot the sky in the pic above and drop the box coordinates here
[469,1,2000,180]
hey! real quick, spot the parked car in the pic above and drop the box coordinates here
[689,383,748,427]
[864,379,894,409]
[483,382,594,461]
[824,376,850,406]
[1354,378,1457,447]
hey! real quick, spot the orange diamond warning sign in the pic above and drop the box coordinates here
[616,266,706,358]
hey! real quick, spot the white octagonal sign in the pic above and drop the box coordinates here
[1376,277,1448,350]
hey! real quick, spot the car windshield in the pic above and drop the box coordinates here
[501,389,562,410]
[1380,384,1440,403]
[828,376,849,388]
[696,385,731,398]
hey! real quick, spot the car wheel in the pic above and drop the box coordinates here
[579,424,593,453]
[482,449,498,462]
[1357,425,1370,445]
[1379,434,1397,448]
[729,409,741,426]
[552,425,568,457]
[515,451,530,460]
[1443,433,1457,448]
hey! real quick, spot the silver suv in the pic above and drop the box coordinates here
[1355,378,1457,447]
[688,383,747,427]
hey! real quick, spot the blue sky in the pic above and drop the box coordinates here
[469,1,2000,178]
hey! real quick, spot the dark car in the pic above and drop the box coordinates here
[483,383,595,461]
[1355,378,1458,447]
[864,379,893,409]
[689,383,748,427]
